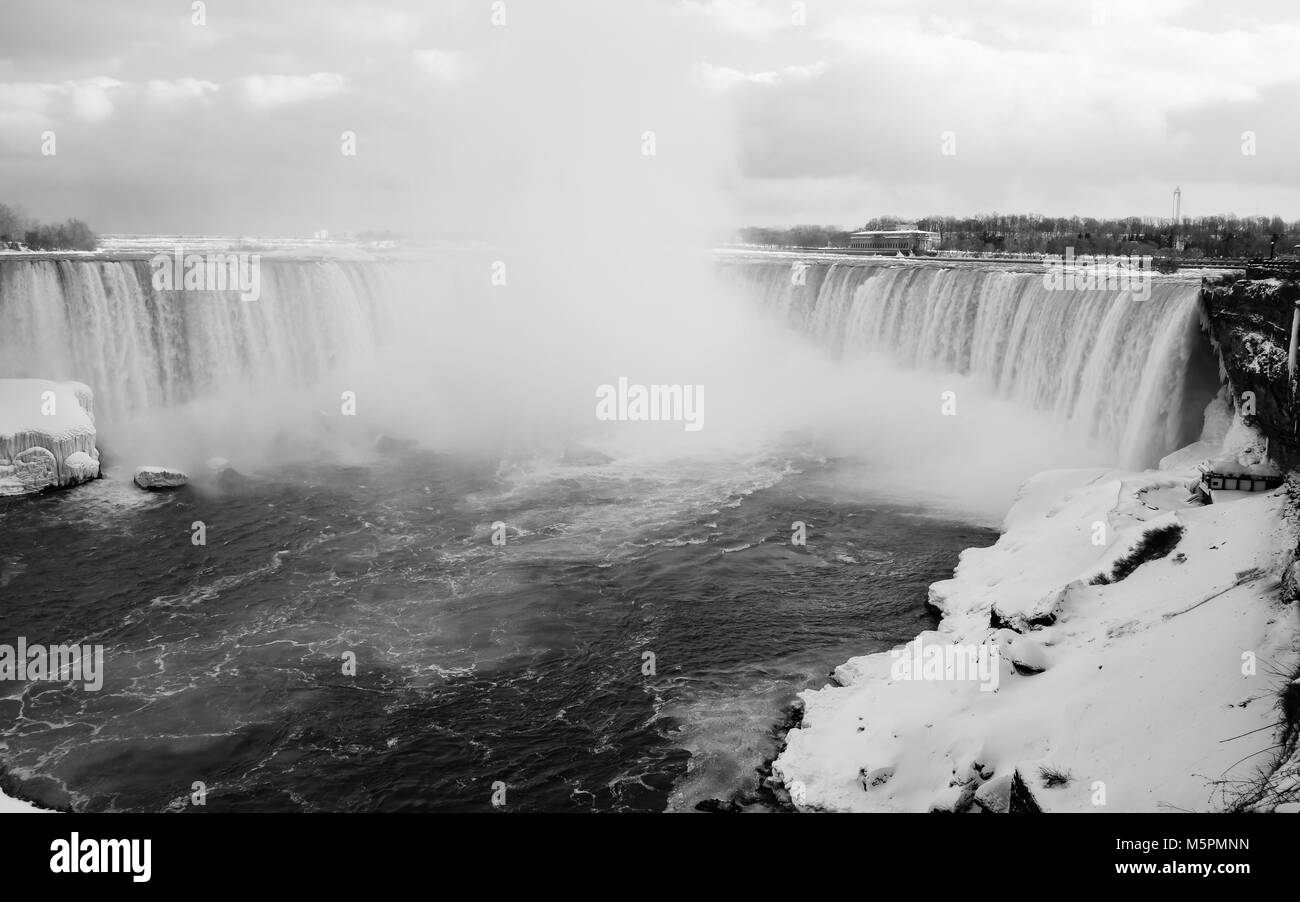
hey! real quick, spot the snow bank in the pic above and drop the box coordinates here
[0,379,100,495]
[0,787,47,813]
[773,465,1300,812]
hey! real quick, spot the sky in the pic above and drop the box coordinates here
[1,0,1298,236]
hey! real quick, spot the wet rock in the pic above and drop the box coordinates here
[694,798,743,813]
[1010,769,1044,813]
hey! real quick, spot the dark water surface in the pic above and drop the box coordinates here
[0,446,994,812]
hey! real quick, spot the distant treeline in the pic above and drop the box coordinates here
[738,214,1300,259]
[0,202,98,251]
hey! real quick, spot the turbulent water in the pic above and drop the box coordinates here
[0,446,991,812]
[0,253,1220,811]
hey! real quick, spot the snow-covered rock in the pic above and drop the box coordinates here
[1200,273,1300,468]
[63,450,98,482]
[134,466,188,489]
[972,772,1014,813]
[991,628,1051,674]
[0,379,100,495]
[772,465,1300,813]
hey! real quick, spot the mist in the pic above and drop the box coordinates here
[47,0,1112,524]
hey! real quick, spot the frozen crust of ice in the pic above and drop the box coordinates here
[0,379,99,493]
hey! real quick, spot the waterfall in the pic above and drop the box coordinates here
[727,259,1219,469]
[0,258,418,427]
[1,255,1219,471]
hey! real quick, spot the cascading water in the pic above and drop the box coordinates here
[728,258,1221,469]
[0,258,417,427]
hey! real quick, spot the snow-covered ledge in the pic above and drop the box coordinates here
[0,786,47,813]
[772,460,1300,813]
[0,379,101,496]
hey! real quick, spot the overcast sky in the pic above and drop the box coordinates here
[1,0,1297,236]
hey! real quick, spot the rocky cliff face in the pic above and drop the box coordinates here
[1201,269,1300,811]
[1201,269,1300,469]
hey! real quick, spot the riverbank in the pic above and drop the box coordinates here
[771,460,1300,812]
[0,787,44,813]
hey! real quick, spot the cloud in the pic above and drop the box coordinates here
[411,49,466,82]
[1,0,1297,230]
[0,76,225,142]
[145,78,220,105]
[0,82,53,136]
[696,61,827,93]
[65,77,123,122]
[237,72,348,110]
[702,1,1300,218]
[681,0,797,40]
[320,6,421,43]
[0,77,126,135]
